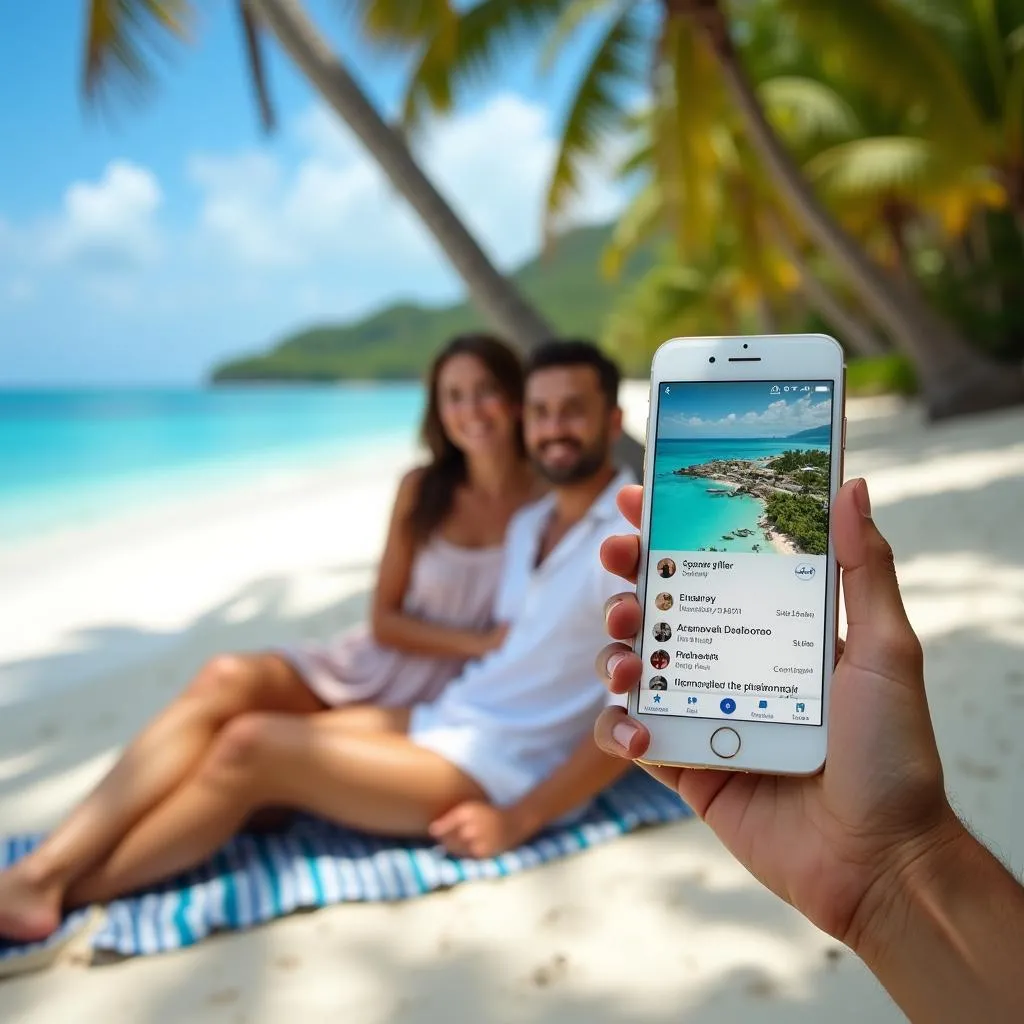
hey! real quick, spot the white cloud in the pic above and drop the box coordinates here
[668,396,832,438]
[44,161,163,271]
[187,93,629,275]
[187,152,298,266]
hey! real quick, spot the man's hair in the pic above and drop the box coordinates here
[524,339,621,406]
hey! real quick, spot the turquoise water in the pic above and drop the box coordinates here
[651,438,829,553]
[0,386,425,543]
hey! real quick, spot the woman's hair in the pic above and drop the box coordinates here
[406,333,525,544]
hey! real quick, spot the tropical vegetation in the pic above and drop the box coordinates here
[765,490,830,556]
[386,0,1024,418]
[81,0,1024,422]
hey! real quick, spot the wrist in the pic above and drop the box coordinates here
[463,631,490,659]
[505,800,544,843]
[847,810,1024,1022]
[845,806,972,964]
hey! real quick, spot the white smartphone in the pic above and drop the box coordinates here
[630,334,846,775]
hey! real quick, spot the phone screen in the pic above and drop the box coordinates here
[638,379,837,727]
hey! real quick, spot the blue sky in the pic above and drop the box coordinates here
[657,381,833,439]
[0,2,646,385]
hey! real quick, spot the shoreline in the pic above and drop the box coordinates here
[678,451,826,556]
[0,435,419,572]
[703,475,800,555]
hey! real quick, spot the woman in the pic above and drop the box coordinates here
[0,334,540,943]
[281,333,539,708]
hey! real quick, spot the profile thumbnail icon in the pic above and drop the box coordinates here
[655,592,674,612]
[649,676,668,691]
[652,622,672,643]
[657,557,677,579]
[650,649,670,670]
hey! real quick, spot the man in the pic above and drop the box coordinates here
[594,478,1024,1022]
[424,339,635,855]
[0,340,634,939]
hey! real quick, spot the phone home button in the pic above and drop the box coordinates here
[710,727,741,759]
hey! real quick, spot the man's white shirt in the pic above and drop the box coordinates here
[409,468,635,805]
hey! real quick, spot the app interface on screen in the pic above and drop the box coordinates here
[639,380,835,727]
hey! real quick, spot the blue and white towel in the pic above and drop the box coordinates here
[0,772,690,962]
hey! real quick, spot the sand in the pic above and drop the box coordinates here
[0,384,1022,1023]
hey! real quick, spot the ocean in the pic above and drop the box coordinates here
[651,437,830,552]
[0,386,425,544]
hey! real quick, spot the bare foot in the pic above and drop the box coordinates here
[0,862,64,943]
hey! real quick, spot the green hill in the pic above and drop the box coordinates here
[786,425,832,442]
[209,223,656,383]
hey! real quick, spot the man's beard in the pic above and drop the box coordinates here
[530,432,608,485]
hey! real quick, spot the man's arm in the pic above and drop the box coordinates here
[851,821,1024,1023]
[506,732,631,840]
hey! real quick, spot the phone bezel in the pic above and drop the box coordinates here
[629,333,845,775]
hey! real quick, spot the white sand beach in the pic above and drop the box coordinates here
[1,383,1022,1023]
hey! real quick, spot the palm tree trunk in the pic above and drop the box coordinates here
[672,0,1024,419]
[249,0,645,471]
[768,218,887,357]
[249,0,553,350]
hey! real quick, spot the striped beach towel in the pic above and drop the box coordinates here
[0,772,689,963]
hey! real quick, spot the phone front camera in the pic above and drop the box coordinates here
[709,356,716,363]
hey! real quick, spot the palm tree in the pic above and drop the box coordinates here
[83,0,647,469]
[671,0,1022,417]
[601,98,890,359]
[400,0,1024,417]
[83,0,553,351]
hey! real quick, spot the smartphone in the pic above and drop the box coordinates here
[630,334,845,775]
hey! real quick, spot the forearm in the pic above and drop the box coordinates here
[854,818,1024,1023]
[509,734,631,838]
[373,611,488,660]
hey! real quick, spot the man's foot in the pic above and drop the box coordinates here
[0,862,64,943]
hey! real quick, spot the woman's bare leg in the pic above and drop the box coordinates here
[0,653,323,941]
[65,707,478,907]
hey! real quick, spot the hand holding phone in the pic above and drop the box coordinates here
[595,477,957,948]
[629,334,845,774]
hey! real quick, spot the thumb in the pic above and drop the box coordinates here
[832,478,922,673]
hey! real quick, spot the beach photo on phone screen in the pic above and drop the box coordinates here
[652,382,834,556]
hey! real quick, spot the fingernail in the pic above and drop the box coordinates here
[604,596,621,623]
[606,651,627,677]
[853,478,872,518]
[612,719,639,749]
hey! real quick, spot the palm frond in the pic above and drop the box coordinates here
[401,0,570,130]
[83,0,190,99]
[616,134,655,179]
[652,16,725,257]
[781,0,988,151]
[605,261,710,363]
[239,1,275,131]
[542,4,647,238]
[539,0,611,74]
[601,181,663,278]
[355,0,457,45]
[804,136,937,194]
[757,75,860,145]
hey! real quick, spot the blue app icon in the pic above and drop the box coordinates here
[653,694,662,704]
[687,695,698,705]
[758,699,768,709]
[720,698,736,715]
